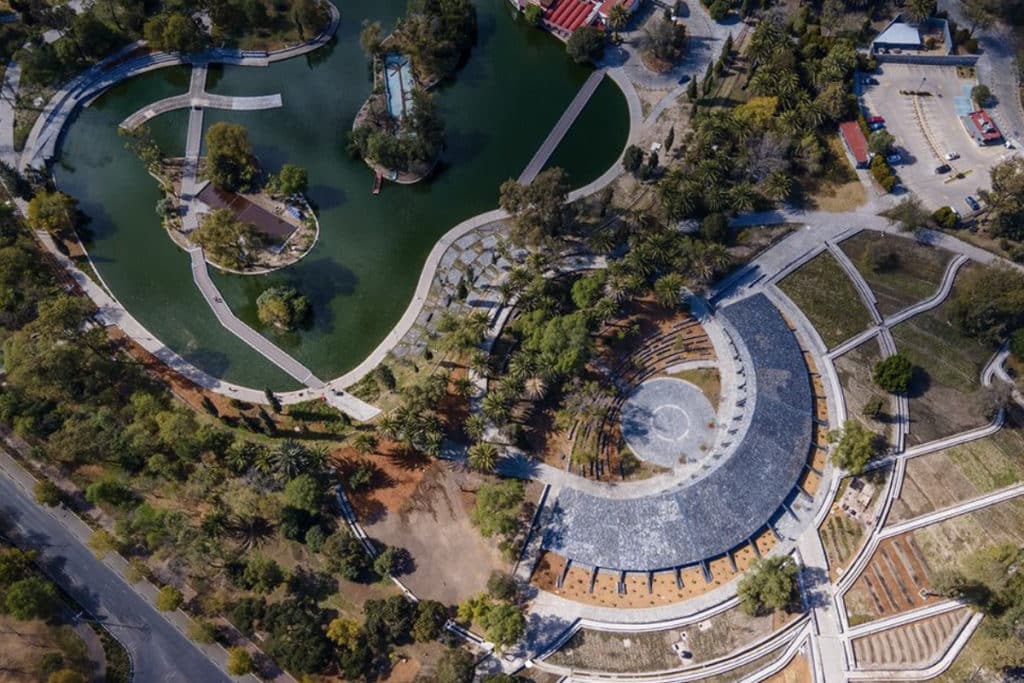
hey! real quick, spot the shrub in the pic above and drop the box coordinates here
[862,395,886,420]
[155,586,183,612]
[523,4,542,25]
[34,480,63,506]
[566,25,605,64]
[933,206,958,229]
[226,647,254,676]
[829,420,882,474]
[708,0,730,21]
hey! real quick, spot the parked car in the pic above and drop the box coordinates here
[886,152,902,164]
[935,164,951,174]
[965,195,981,211]
[945,151,960,160]
[862,76,879,85]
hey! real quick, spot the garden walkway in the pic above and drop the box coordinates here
[517,68,606,184]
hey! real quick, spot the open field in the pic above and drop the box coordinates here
[911,497,1024,576]
[888,409,1024,523]
[891,265,998,445]
[778,252,874,349]
[668,367,721,406]
[851,608,971,670]
[839,231,955,317]
[833,340,898,449]
[546,606,781,673]
[762,654,812,683]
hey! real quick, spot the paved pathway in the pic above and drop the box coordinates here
[518,69,606,184]
[121,92,282,130]
[0,61,19,168]
[880,481,1024,538]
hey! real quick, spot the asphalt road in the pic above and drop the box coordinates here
[0,470,233,683]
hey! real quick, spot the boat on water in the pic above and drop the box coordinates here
[372,171,382,195]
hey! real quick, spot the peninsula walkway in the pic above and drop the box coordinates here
[517,68,606,184]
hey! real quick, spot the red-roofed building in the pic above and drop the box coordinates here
[598,0,640,20]
[961,110,1003,145]
[839,121,871,168]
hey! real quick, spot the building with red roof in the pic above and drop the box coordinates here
[839,120,871,168]
[598,0,641,20]
[961,110,1003,146]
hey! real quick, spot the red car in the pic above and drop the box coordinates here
[867,116,885,124]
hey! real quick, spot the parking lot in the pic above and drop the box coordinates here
[860,63,1017,214]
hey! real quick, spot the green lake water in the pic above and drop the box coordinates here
[53,0,629,390]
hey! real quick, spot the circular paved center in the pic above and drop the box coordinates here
[620,377,717,469]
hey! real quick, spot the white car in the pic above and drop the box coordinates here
[945,151,960,160]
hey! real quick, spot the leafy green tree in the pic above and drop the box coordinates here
[622,145,644,174]
[499,167,572,246]
[948,264,1024,345]
[566,25,605,64]
[262,599,332,674]
[322,530,372,582]
[413,599,448,642]
[373,545,409,577]
[363,595,415,653]
[905,0,937,22]
[283,473,324,514]
[4,576,57,620]
[242,554,284,594]
[971,84,993,108]
[872,354,914,394]
[27,191,77,235]
[226,647,254,676]
[359,20,383,58]
[268,164,309,196]
[737,556,798,616]
[829,420,881,474]
[868,129,895,156]
[193,209,260,270]
[155,585,183,611]
[435,647,475,683]
[205,122,257,191]
[470,480,524,538]
[144,13,205,54]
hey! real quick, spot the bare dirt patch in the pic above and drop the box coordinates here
[354,459,513,605]
[800,136,868,213]
[845,535,937,623]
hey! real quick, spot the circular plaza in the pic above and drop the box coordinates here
[620,377,718,470]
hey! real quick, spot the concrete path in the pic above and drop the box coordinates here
[0,61,19,168]
[518,69,606,185]
[880,481,1024,538]
[121,92,282,130]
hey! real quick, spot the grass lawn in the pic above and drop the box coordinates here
[891,265,998,445]
[668,367,721,406]
[778,252,874,349]
[889,407,1024,523]
[840,231,955,317]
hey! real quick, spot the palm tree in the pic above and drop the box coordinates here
[607,4,630,42]
[452,375,475,399]
[468,441,499,473]
[352,431,379,455]
[654,273,686,309]
[482,391,512,426]
[464,413,487,441]
[729,183,758,213]
[524,376,548,401]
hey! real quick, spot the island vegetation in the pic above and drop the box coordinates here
[348,0,476,181]
[257,286,312,331]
